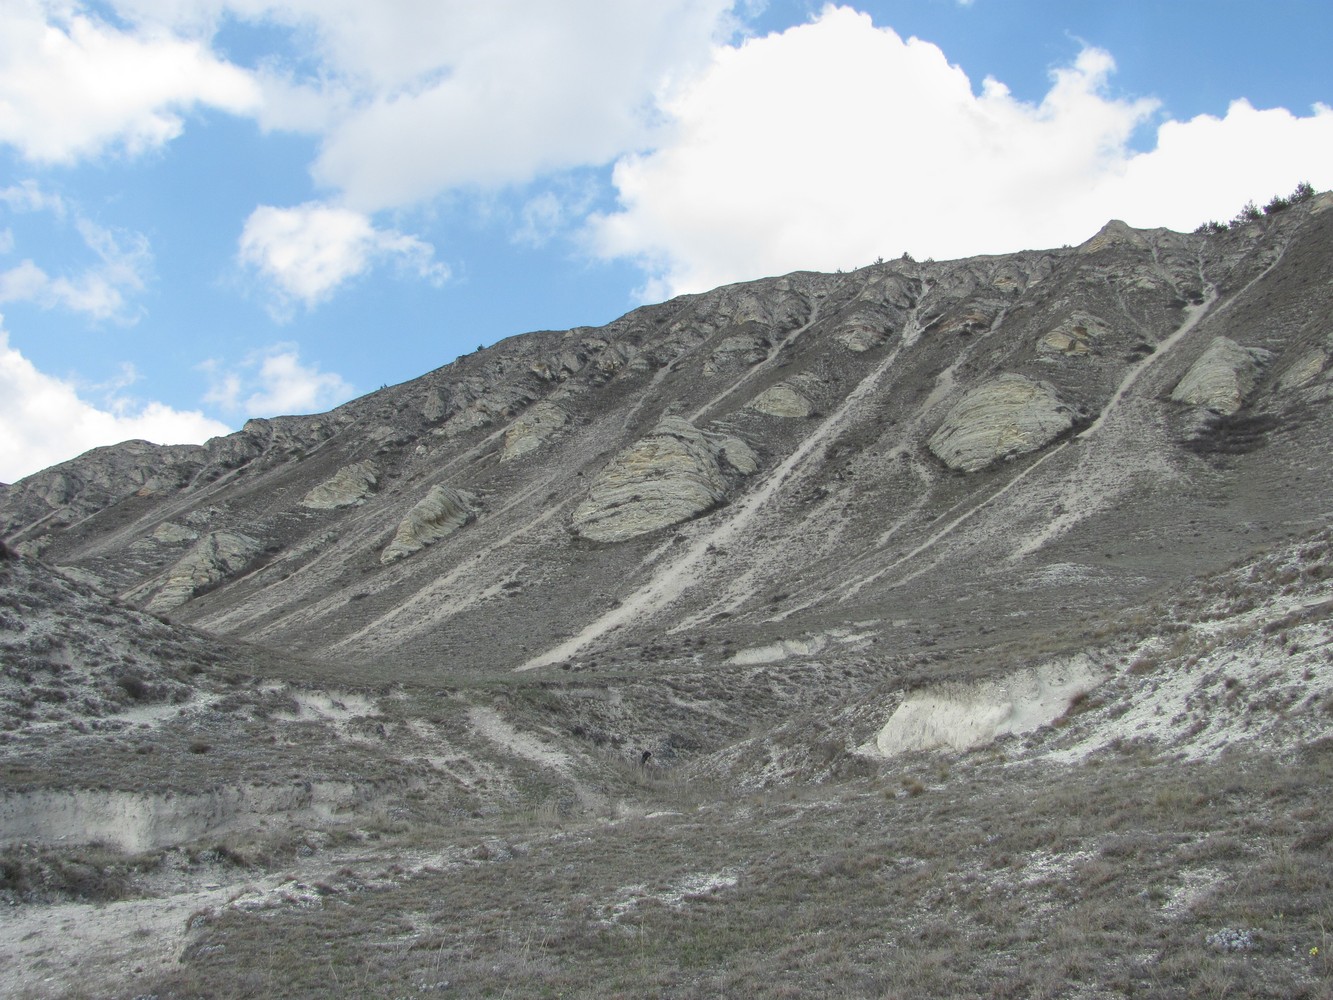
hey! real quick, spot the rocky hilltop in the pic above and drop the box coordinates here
[3,193,1333,999]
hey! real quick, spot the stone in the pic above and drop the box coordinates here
[302,460,380,509]
[501,403,569,462]
[571,418,755,543]
[1171,336,1271,414]
[928,374,1075,472]
[750,383,813,418]
[138,531,263,612]
[381,486,477,564]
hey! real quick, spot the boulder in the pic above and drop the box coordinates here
[302,460,380,509]
[1171,337,1271,414]
[500,403,569,462]
[381,486,477,564]
[928,374,1075,472]
[138,531,263,612]
[571,418,756,543]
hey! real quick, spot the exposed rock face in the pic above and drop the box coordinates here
[501,402,569,462]
[868,659,1104,756]
[571,418,756,542]
[750,382,814,418]
[928,374,1076,472]
[832,308,894,352]
[381,486,477,564]
[1039,312,1107,356]
[703,333,769,376]
[302,460,380,509]
[151,522,198,544]
[135,531,263,612]
[1278,347,1328,391]
[1171,336,1271,414]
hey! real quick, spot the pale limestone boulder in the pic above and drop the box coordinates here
[138,531,263,612]
[750,383,813,418]
[571,418,755,543]
[381,486,477,564]
[1171,337,1271,414]
[928,375,1075,472]
[302,460,380,509]
[500,402,569,462]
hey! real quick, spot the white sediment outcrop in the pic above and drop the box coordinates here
[928,374,1075,472]
[1171,336,1271,414]
[868,659,1104,757]
[381,485,477,564]
[571,418,757,543]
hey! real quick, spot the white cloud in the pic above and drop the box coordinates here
[0,320,231,484]
[109,0,738,210]
[0,187,152,320]
[588,6,1333,297]
[238,202,448,313]
[200,344,354,417]
[0,1,262,163]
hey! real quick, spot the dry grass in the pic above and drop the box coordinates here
[98,739,1333,1000]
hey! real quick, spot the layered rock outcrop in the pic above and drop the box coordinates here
[928,375,1075,472]
[571,418,757,542]
[302,460,380,509]
[500,402,569,462]
[381,486,477,564]
[135,531,263,612]
[1171,336,1271,414]
[749,382,813,418]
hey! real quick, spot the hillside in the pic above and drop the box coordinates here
[2,193,1332,998]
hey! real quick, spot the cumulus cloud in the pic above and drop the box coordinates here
[0,1,261,163]
[0,184,152,320]
[238,202,448,312]
[0,320,231,484]
[589,6,1333,297]
[109,0,738,209]
[200,344,354,417]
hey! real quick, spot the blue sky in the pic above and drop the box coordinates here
[1,0,1330,483]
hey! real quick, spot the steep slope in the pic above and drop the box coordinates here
[4,197,1331,696]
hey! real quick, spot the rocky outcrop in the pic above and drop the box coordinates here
[1278,347,1328,391]
[302,460,380,509]
[750,382,813,418]
[501,403,569,462]
[704,333,769,376]
[151,522,198,545]
[571,418,757,543]
[928,375,1076,472]
[1171,337,1271,414]
[1039,312,1106,357]
[135,531,263,612]
[381,486,477,564]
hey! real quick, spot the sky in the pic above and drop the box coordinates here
[1,1,1331,484]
